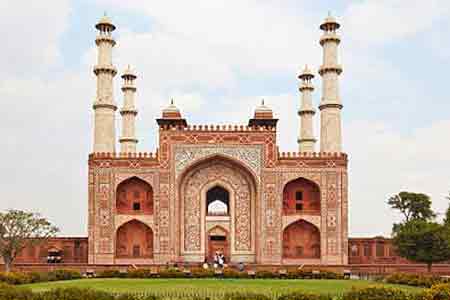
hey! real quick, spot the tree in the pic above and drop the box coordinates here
[392,219,450,272]
[444,193,450,227]
[0,210,59,272]
[388,191,436,222]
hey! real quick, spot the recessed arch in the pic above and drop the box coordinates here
[282,177,321,215]
[282,219,320,259]
[178,155,257,261]
[115,219,153,258]
[116,176,153,215]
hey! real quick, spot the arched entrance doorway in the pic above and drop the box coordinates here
[178,156,257,263]
[207,226,230,262]
[282,220,320,259]
[116,220,153,259]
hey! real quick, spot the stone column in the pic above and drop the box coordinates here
[92,16,117,153]
[298,66,316,153]
[119,66,138,153]
[318,14,343,153]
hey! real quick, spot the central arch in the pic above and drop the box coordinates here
[178,155,257,263]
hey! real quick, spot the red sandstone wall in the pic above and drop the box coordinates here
[10,237,88,264]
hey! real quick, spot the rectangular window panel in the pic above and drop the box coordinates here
[133,202,141,211]
[296,203,303,211]
[295,191,303,201]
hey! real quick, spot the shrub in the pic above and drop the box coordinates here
[127,269,153,278]
[342,286,411,300]
[224,292,271,300]
[35,287,115,300]
[0,272,32,285]
[97,269,123,278]
[278,291,332,300]
[47,269,82,281]
[0,283,34,300]
[256,270,276,279]
[385,273,446,288]
[420,284,450,300]
[158,268,185,278]
[191,268,215,278]
[223,269,248,279]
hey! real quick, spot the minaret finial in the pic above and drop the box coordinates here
[261,99,265,106]
[171,98,174,105]
[104,11,107,17]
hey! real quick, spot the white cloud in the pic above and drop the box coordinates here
[0,0,71,78]
[343,0,450,45]
[1,0,449,239]
[347,119,450,237]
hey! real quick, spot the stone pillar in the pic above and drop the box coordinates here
[92,16,117,153]
[298,66,316,153]
[318,14,343,153]
[119,66,138,153]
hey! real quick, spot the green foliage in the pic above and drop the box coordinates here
[0,209,59,272]
[35,287,115,300]
[388,192,436,223]
[278,292,332,300]
[385,273,448,288]
[0,270,81,285]
[444,193,450,227]
[342,286,411,300]
[420,284,450,300]
[392,219,450,271]
[97,269,125,278]
[0,283,34,300]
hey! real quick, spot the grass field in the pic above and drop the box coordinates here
[22,278,423,297]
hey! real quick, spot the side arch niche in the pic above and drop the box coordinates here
[282,177,320,215]
[116,177,153,215]
[115,219,153,258]
[282,219,320,259]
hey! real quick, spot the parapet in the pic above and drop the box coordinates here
[278,151,348,159]
[159,124,277,132]
[89,152,158,159]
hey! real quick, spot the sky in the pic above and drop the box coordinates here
[0,0,449,237]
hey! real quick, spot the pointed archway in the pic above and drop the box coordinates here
[282,219,320,259]
[115,219,153,258]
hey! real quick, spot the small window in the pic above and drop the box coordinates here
[132,245,140,257]
[295,191,303,201]
[133,202,141,211]
[296,203,303,211]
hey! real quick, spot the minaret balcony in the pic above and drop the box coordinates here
[319,33,341,45]
[93,64,117,76]
[318,64,343,75]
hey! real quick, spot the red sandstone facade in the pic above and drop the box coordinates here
[88,111,349,265]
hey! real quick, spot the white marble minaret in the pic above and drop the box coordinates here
[119,66,138,153]
[92,15,117,153]
[318,14,343,153]
[298,65,316,153]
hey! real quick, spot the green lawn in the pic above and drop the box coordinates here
[23,278,423,297]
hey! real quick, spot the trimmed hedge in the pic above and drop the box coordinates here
[385,273,449,288]
[342,286,412,300]
[0,284,443,300]
[0,270,82,285]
